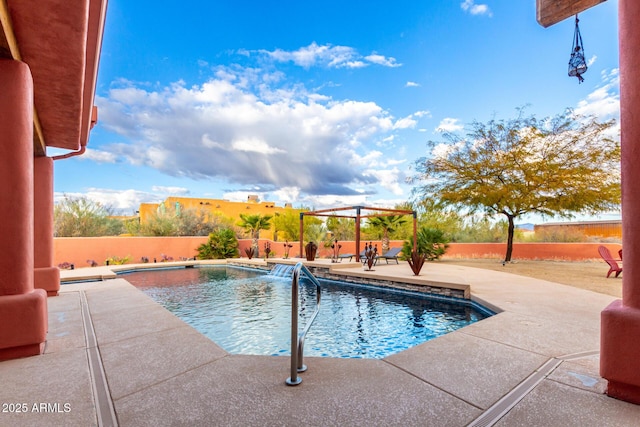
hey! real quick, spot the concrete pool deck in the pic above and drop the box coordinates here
[2,260,640,426]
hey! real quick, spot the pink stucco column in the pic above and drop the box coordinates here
[34,156,60,296]
[0,59,48,361]
[600,0,640,405]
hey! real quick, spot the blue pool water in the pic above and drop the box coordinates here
[125,266,492,359]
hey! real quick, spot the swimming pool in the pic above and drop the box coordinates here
[125,266,492,359]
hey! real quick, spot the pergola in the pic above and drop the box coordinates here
[298,205,417,258]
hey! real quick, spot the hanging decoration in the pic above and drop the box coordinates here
[568,15,588,83]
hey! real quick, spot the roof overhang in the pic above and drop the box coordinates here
[0,0,107,156]
[536,0,607,27]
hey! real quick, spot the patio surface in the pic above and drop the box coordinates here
[2,259,640,426]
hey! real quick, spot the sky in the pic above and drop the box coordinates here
[52,0,621,223]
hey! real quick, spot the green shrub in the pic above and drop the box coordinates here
[105,255,130,265]
[197,229,240,259]
[402,227,449,261]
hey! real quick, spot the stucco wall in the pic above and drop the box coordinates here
[53,237,621,268]
[53,237,391,267]
[54,236,209,268]
[443,242,622,261]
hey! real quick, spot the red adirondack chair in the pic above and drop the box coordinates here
[598,245,623,278]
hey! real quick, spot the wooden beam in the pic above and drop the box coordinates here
[0,0,46,156]
[32,113,46,156]
[0,0,20,60]
[537,0,607,28]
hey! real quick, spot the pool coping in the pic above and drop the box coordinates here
[62,257,473,299]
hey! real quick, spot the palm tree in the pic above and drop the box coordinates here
[238,213,273,256]
[367,214,408,254]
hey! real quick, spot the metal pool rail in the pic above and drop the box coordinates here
[286,262,322,386]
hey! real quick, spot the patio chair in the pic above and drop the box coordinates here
[336,253,355,262]
[598,245,623,278]
[376,247,403,264]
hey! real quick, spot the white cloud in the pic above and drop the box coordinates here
[574,68,620,119]
[364,53,401,68]
[202,134,223,149]
[574,68,620,140]
[405,81,420,88]
[587,55,597,67]
[54,188,162,214]
[231,138,285,154]
[393,116,417,130]
[350,150,384,167]
[435,117,464,133]
[363,167,404,195]
[431,141,465,160]
[305,193,369,210]
[344,61,367,69]
[95,65,408,198]
[257,42,401,69]
[82,148,118,163]
[460,0,493,17]
[271,186,301,204]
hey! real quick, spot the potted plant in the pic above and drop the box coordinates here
[305,241,318,261]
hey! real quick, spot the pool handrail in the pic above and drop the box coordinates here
[286,262,322,386]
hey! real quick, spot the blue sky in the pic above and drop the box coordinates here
[52,0,621,222]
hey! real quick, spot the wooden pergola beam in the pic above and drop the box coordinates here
[298,205,417,258]
[536,0,607,28]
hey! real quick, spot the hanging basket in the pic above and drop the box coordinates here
[568,15,587,83]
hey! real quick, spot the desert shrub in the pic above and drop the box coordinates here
[54,195,124,237]
[454,218,508,243]
[197,229,240,259]
[402,227,449,261]
[527,227,588,242]
[140,205,234,236]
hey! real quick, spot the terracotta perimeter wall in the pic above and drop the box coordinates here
[443,242,623,261]
[53,238,621,268]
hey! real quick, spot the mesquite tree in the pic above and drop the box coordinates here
[410,108,620,262]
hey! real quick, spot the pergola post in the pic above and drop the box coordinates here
[355,207,361,258]
[298,205,415,261]
[299,212,304,258]
[412,211,417,253]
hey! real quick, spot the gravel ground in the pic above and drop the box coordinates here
[441,258,623,298]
